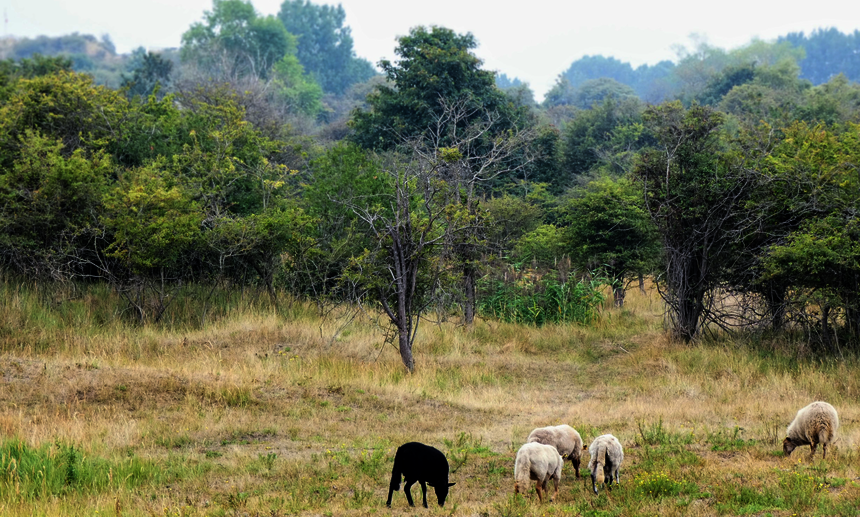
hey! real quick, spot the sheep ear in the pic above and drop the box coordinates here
[448,482,456,487]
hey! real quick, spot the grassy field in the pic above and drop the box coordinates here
[2,283,860,516]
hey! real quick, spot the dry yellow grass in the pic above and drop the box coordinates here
[2,284,860,515]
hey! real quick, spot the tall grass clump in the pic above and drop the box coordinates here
[478,271,606,325]
[0,439,197,502]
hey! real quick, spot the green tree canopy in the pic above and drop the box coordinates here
[561,96,644,181]
[559,176,661,306]
[349,26,518,150]
[0,70,128,167]
[181,0,295,80]
[634,101,752,340]
[276,0,375,95]
[0,131,111,277]
[121,50,173,100]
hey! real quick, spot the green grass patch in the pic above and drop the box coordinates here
[636,418,694,446]
[156,433,193,449]
[715,468,829,515]
[443,432,498,474]
[707,426,755,451]
[637,443,703,472]
[633,470,700,499]
[0,439,204,502]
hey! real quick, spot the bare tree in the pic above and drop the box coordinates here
[346,151,452,372]
[407,98,537,324]
[338,100,535,370]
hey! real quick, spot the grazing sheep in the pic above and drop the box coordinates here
[386,442,455,508]
[514,442,563,503]
[783,401,839,459]
[588,434,623,495]
[527,424,585,478]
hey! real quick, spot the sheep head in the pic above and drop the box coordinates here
[431,482,455,507]
[783,437,798,456]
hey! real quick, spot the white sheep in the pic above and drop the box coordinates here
[527,424,584,478]
[588,434,623,495]
[783,401,839,459]
[513,442,563,503]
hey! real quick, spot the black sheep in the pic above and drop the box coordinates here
[386,442,455,508]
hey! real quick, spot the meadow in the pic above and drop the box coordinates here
[2,281,860,516]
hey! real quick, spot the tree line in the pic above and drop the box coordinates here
[545,28,860,105]
[1,0,860,371]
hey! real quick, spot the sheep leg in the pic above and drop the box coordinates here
[571,456,581,478]
[809,442,818,459]
[615,469,620,485]
[551,476,559,502]
[403,479,416,507]
[535,481,543,503]
[386,486,395,508]
[823,443,828,459]
[419,480,429,508]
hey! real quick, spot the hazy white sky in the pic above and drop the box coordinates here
[4,0,860,99]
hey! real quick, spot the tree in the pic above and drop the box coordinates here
[753,122,860,344]
[0,54,74,110]
[559,54,675,100]
[180,0,324,119]
[416,100,536,324]
[101,163,203,323]
[560,177,661,306]
[697,63,757,106]
[634,102,754,341]
[482,195,544,257]
[181,0,294,81]
[344,149,454,372]
[0,132,110,279]
[496,73,523,90]
[276,0,375,94]
[121,50,173,99]
[349,26,518,151]
[570,78,639,110]
[717,61,809,128]
[543,77,577,108]
[796,74,860,126]
[0,70,128,168]
[561,55,636,90]
[295,142,387,301]
[349,27,534,325]
[561,96,644,181]
[342,99,534,369]
[779,28,860,84]
[517,125,563,194]
[513,224,565,268]
[269,52,324,117]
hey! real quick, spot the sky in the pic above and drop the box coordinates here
[4,0,860,100]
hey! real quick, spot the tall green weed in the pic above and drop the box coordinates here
[478,271,606,325]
